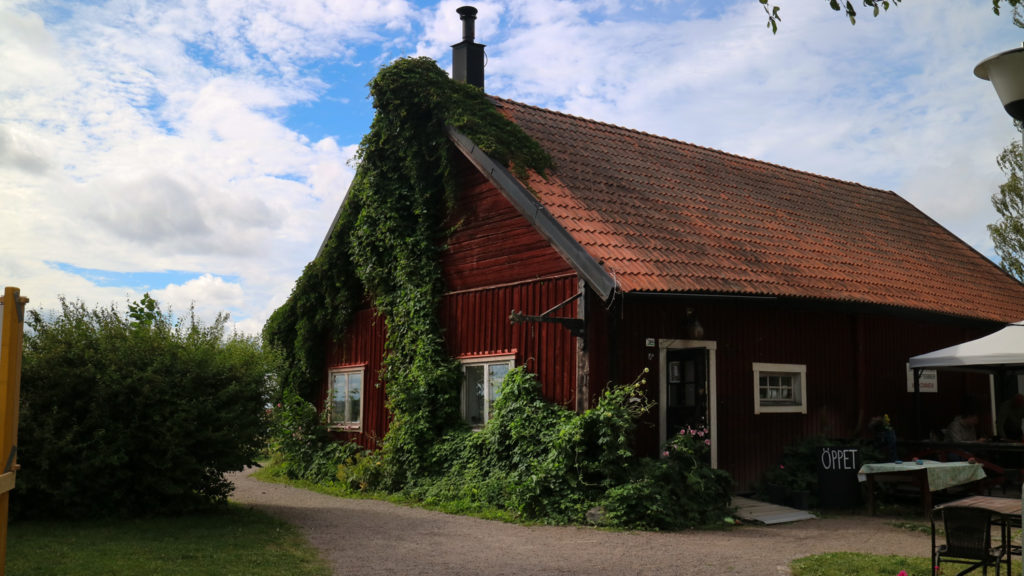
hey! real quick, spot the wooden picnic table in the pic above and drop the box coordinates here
[857,460,986,515]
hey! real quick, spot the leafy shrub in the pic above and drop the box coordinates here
[266,386,365,484]
[601,426,733,530]
[15,295,270,519]
[375,368,733,530]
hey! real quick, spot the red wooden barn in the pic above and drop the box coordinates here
[316,8,1024,491]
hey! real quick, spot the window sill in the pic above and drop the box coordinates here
[755,404,807,414]
[327,424,362,432]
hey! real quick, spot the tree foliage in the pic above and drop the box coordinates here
[760,0,1024,34]
[15,295,271,519]
[989,138,1024,280]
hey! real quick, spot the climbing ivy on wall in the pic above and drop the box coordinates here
[263,57,552,488]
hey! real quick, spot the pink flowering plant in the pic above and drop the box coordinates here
[664,425,714,461]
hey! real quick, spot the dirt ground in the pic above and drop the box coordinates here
[227,469,933,576]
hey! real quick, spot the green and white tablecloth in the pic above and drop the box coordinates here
[857,460,986,492]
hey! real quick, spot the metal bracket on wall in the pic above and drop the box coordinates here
[509,292,585,340]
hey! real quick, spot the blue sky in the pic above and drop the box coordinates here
[1,0,1023,335]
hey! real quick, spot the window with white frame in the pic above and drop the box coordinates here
[328,368,363,429]
[461,356,514,427]
[753,363,807,414]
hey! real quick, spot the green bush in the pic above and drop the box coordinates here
[381,368,733,530]
[267,386,365,484]
[14,295,271,519]
[601,426,733,530]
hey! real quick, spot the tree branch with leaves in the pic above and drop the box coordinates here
[760,0,1024,34]
[989,130,1024,281]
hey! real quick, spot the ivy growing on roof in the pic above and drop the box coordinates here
[263,56,551,487]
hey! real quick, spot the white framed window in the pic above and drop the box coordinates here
[753,363,807,414]
[328,368,364,429]
[460,356,514,427]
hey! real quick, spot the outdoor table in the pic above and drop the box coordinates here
[932,495,1021,574]
[857,460,986,515]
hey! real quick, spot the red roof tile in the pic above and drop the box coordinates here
[494,97,1024,323]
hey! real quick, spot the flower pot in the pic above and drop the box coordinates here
[787,489,811,510]
[766,484,787,505]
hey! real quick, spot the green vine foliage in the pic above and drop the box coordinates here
[406,367,733,529]
[263,56,552,488]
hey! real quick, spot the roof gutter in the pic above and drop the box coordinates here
[623,292,778,301]
[446,126,618,301]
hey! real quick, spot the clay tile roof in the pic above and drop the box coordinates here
[494,97,1024,323]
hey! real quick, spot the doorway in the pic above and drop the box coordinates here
[659,339,717,468]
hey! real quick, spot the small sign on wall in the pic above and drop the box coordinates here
[905,363,937,393]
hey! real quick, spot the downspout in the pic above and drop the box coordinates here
[576,279,589,413]
[913,368,922,440]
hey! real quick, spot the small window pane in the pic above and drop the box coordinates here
[464,365,485,425]
[332,373,348,424]
[488,363,509,413]
[330,371,362,427]
[348,373,362,424]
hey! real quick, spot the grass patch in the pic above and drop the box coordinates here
[251,461,521,523]
[791,552,930,576]
[791,551,1019,576]
[7,504,329,576]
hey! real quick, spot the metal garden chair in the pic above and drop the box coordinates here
[932,506,1004,576]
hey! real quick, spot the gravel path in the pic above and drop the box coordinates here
[228,468,932,575]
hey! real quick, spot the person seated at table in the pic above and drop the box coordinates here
[945,410,983,443]
[996,393,1024,441]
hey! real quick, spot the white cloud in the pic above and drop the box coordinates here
[152,273,244,321]
[480,0,1022,261]
[2,0,1022,337]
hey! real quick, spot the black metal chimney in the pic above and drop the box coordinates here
[452,6,485,90]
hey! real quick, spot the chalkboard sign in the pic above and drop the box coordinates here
[817,446,862,509]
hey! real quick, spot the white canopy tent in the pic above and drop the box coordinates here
[909,321,1024,373]
[908,321,1024,438]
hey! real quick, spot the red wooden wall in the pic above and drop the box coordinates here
[324,307,388,449]
[323,149,581,446]
[442,153,574,291]
[593,295,999,491]
[320,147,1002,493]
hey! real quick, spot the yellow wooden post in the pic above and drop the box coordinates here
[0,287,27,576]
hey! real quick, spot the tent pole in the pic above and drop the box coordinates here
[913,368,922,440]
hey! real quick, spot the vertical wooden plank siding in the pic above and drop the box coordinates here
[322,275,581,448]
[611,296,1000,491]
[442,275,579,408]
[443,153,575,292]
[325,307,388,450]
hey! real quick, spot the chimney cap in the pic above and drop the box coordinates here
[457,6,478,17]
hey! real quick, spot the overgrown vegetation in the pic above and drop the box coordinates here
[263,56,551,489]
[15,295,270,519]
[267,368,733,530]
[263,57,732,530]
[266,385,366,485]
